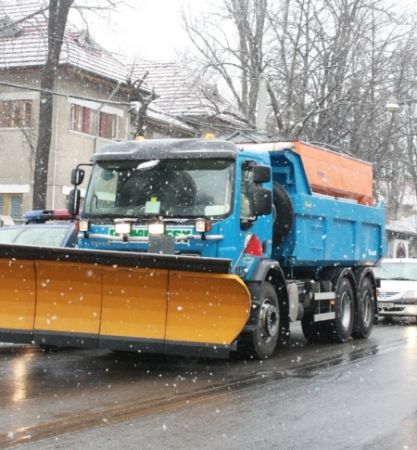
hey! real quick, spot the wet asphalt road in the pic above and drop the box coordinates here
[0,320,416,449]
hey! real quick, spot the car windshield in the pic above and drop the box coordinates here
[83,159,234,219]
[374,261,417,281]
[0,226,68,247]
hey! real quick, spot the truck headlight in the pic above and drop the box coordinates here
[195,219,211,233]
[79,220,89,232]
[115,222,132,236]
[148,223,165,236]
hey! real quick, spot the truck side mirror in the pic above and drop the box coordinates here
[252,187,272,216]
[252,165,271,183]
[71,168,85,186]
[68,188,81,216]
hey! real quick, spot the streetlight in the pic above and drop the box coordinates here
[385,98,401,113]
[385,97,417,113]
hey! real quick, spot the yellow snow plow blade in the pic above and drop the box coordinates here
[166,271,251,346]
[0,245,251,357]
[0,259,36,333]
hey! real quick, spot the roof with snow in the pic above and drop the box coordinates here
[129,62,250,130]
[0,0,44,19]
[0,1,127,83]
[386,219,417,236]
[130,101,196,134]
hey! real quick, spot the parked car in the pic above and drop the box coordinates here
[0,209,78,248]
[374,258,417,321]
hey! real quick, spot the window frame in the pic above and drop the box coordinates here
[0,99,33,128]
[99,111,117,139]
[70,104,95,134]
[0,194,22,219]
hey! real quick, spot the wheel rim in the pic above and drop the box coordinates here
[362,290,373,327]
[340,291,353,330]
[259,299,279,341]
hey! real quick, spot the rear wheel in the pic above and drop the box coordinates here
[238,282,280,359]
[272,183,294,246]
[328,277,355,342]
[353,277,374,339]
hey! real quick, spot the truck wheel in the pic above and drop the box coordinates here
[238,282,280,359]
[272,183,294,246]
[352,277,374,339]
[301,312,329,343]
[328,277,355,342]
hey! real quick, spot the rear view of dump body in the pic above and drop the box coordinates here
[0,245,250,358]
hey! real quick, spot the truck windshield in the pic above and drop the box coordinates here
[83,159,234,219]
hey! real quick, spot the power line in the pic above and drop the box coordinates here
[0,80,131,106]
[0,80,254,133]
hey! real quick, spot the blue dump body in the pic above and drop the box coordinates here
[269,149,385,267]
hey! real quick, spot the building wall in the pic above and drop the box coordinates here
[0,66,213,218]
[386,231,417,258]
[0,69,40,216]
[48,68,130,209]
[0,67,130,215]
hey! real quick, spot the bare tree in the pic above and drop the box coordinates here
[183,0,269,124]
[32,0,74,210]
[184,0,417,210]
[126,71,157,138]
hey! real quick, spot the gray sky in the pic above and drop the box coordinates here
[91,0,197,62]
[88,0,416,63]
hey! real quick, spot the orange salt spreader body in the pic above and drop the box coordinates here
[292,141,373,205]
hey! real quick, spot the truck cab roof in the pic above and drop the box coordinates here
[93,139,238,162]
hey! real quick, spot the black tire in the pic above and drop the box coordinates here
[328,277,355,342]
[352,277,374,339]
[272,183,294,246]
[238,282,280,359]
[301,312,329,343]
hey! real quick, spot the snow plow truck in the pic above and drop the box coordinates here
[0,139,385,359]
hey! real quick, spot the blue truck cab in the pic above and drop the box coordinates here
[70,138,385,359]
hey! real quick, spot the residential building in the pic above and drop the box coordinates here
[0,1,251,217]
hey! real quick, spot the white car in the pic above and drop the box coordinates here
[374,258,417,321]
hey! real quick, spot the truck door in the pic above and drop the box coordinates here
[234,159,272,278]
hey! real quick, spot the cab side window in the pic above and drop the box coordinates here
[240,163,253,222]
